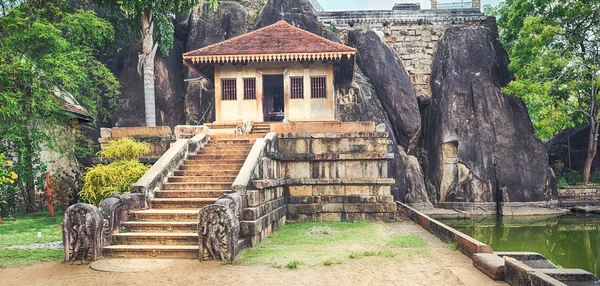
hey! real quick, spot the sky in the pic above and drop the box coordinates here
[318,0,503,11]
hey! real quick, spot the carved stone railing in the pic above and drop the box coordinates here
[131,134,209,206]
[62,193,144,262]
[198,132,278,263]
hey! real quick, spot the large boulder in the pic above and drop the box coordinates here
[545,126,600,173]
[253,0,339,42]
[347,30,422,151]
[424,26,556,205]
[111,41,186,129]
[337,68,431,208]
[179,2,248,124]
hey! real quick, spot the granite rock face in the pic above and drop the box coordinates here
[179,1,248,124]
[347,30,422,151]
[545,126,600,173]
[337,70,431,206]
[254,0,339,42]
[424,26,556,204]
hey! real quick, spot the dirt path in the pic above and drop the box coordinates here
[0,221,505,286]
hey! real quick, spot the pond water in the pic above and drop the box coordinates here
[441,213,600,277]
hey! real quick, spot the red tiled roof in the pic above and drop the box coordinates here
[55,97,91,120]
[183,20,355,64]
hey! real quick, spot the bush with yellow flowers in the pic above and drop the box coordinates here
[0,153,18,220]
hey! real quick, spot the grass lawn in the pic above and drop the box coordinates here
[237,222,429,268]
[0,208,64,269]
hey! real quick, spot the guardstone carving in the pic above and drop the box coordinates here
[198,204,240,262]
[62,204,104,262]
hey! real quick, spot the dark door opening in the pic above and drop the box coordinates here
[263,75,284,122]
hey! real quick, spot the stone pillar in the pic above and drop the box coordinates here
[472,0,481,10]
[431,0,437,9]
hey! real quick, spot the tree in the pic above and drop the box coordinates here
[0,0,119,212]
[488,0,600,183]
[94,0,218,127]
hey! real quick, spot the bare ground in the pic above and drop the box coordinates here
[0,220,505,286]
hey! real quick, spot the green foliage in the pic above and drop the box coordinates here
[448,242,458,250]
[563,170,583,185]
[557,176,568,188]
[588,173,600,185]
[79,139,150,205]
[323,258,342,266]
[0,1,119,212]
[97,138,150,161]
[94,0,219,56]
[488,0,600,141]
[285,260,302,269]
[0,249,63,269]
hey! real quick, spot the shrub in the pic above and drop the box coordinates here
[563,170,583,185]
[79,138,149,205]
[589,172,600,185]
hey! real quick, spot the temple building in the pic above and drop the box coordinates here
[182,20,356,124]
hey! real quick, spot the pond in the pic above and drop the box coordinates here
[441,213,600,277]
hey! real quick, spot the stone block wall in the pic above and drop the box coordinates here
[241,186,287,247]
[277,132,396,222]
[382,24,444,97]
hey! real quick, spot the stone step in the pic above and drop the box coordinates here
[112,233,198,246]
[182,158,246,164]
[186,154,247,160]
[121,221,197,233]
[173,170,239,177]
[167,176,237,183]
[196,149,251,155]
[199,145,253,151]
[162,182,232,190]
[155,190,232,199]
[179,164,243,171]
[150,198,218,209]
[129,209,199,221]
[103,245,199,259]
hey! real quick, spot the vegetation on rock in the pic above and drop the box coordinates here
[487,0,600,184]
[79,138,150,205]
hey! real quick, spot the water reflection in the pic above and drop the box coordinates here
[442,214,600,276]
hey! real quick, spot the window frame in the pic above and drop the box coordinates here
[243,77,256,100]
[221,78,237,101]
[310,76,327,99]
[290,76,304,99]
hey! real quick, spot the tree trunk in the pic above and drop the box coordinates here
[141,9,157,127]
[583,84,599,184]
[24,137,37,213]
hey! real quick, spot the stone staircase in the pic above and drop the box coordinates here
[103,134,263,259]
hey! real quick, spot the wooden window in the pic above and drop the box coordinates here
[221,79,237,101]
[290,77,304,99]
[311,76,327,99]
[243,78,256,100]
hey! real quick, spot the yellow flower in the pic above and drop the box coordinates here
[8,179,14,184]
[10,172,17,180]
[5,160,13,167]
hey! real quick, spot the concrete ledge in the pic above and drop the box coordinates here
[271,122,375,133]
[473,253,504,281]
[269,152,393,161]
[504,257,568,286]
[398,202,493,258]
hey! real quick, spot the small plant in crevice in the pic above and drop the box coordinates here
[286,260,302,270]
[448,242,458,250]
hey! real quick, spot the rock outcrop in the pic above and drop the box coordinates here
[545,126,600,173]
[424,26,556,205]
[347,30,422,151]
[253,0,339,42]
[179,2,248,124]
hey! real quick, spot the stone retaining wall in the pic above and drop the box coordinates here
[279,132,396,222]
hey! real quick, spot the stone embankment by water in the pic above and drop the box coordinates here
[398,202,600,285]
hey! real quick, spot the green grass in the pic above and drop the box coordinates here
[237,222,429,268]
[448,242,458,250]
[286,260,302,269]
[0,249,62,268]
[0,209,64,269]
[387,234,428,248]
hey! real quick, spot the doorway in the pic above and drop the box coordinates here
[263,75,284,122]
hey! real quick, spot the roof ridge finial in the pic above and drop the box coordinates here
[280,5,285,20]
